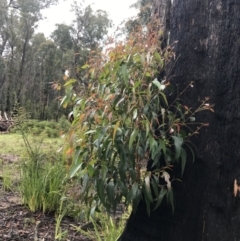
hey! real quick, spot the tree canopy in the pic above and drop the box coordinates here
[0,0,111,120]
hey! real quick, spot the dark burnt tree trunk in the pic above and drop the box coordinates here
[119,0,240,240]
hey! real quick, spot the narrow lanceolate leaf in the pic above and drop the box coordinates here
[133,80,141,89]
[146,72,151,77]
[70,162,83,178]
[60,96,68,108]
[64,78,77,86]
[121,64,128,85]
[161,171,171,190]
[130,183,141,213]
[143,187,153,216]
[159,91,168,105]
[113,120,121,142]
[153,188,167,210]
[152,78,166,90]
[129,128,138,149]
[145,172,151,193]
[106,182,115,204]
[74,146,81,164]
[133,108,138,120]
[180,147,187,176]
[159,139,166,155]
[172,135,183,160]
[185,143,195,162]
[96,179,105,205]
[154,51,164,68]
[85,130,97,135]
[81,64,90,69]
[168,190,175,212]
[144,179,153,203]
[152,78,161,90]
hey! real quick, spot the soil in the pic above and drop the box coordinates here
[0,192,90,241]
[0,154,91,241]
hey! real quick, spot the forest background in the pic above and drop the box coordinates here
[0,0,138,120]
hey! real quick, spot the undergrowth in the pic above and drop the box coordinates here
[20,150,66,212]
[11,116,71,138]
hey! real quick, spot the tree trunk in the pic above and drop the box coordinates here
[119,0,240,240]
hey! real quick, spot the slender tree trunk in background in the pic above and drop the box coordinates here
[119,0,240,240]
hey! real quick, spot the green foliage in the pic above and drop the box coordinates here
[11,118,70,137]
[127,0,154,32]
[1,169,14,192]
[20,150,66,212]
[0,0,111,120]
[72,207,130,241]
[0,0,62,118]
[63,24,213,215]
[51,24,74,52]
[55,197,69,240]
[72,3,111,50]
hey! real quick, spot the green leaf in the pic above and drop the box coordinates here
[87,164,95,177]
[129,128,138,149]
[133,80,141,89]
[153,188,167,210]
[134,189,142,210]
[64,78,77,86]
[60,96,68,108]
[121,64,128,85]
[151,175,159,197]
[159,139,166,155]
[113,120,121,142]
[128,182,138,204]
[90,206,97,218]
[154,51,164,68]
[152,78,161,89]
[117,180,128,197]
[131,184,142,213]
[107,182,115,204]
[185,143,195,162]
[145,120,150,137]
[82,174,89,193]
[133,108,138,120]
[152,78,166,91]
[132,182,139,197]
[190,117,196,122]
[70,162,83,178]
[74,146,81,164]
[159,91,168,105]
[101,165,108,180]
[167,190,174,212]
[180,147,187,176]
[96,179,105,205]
[85,130,97,135]
[145,172,151,193]
[172,135,183,160]
[81,64,90,69]
[144,181,153,202]
[150,143,159,161]
[143,187,153,216]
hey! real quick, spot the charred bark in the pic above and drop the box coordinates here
[119,0,240,240]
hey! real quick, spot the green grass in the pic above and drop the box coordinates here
[0,134,63,156]
[0,134,26,156]
[72,207,131,241]
[20,153,66,212]
[0,124,130,240]
[0,129,64,194]
[11,117,71,138]
[0,130,66,212]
